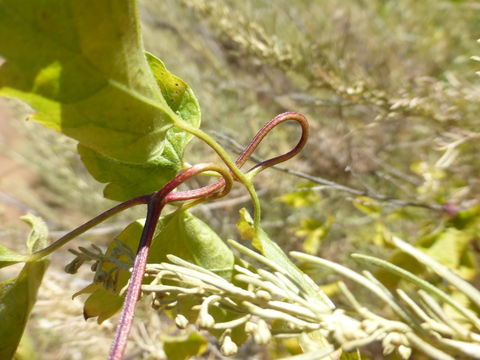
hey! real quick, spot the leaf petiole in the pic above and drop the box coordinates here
[28,195,151,262]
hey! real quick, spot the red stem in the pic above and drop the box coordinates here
[108,196,164,360]
[30,194,150,260]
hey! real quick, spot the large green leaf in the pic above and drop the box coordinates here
[79,53,200,200]
[150,210,235,280]
[0,1,198,200]
[0,215,49,359]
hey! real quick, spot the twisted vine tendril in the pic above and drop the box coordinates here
[109,112,309,360]
[27,112,309,360]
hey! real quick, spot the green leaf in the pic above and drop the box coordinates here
[296,217,333,255]
[100,210,235,282]
[0,245,29,269]
[83,288,124,323]
[236,208,256,243]
[13,332,37,360]
[20,214,48,253]
[78,53,201,200]
[352,196,381,217]
[278,183,321,208]
[448,204,480,231]
[163,331,208,360]
[419,228,476,280]
[0,216,49,359]
[0,262,48,359]
[75,222,143,323]
[150,210,234,280]
[72,283,102,299]
[93,221,144,295]
[0,0,175,162]
[0,0,199,201]
[378,227,476,288]
[0,214,48,269]
[236,208,331,306]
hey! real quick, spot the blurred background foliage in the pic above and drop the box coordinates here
[1,0,480,359]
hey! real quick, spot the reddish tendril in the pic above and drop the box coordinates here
[30,112,308,360]
[109,112,309,360]
[168,111,310,199]
[108,163,233,360]
[27,112,308,360]
[32,112,308,263]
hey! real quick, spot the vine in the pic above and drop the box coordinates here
[25,111,309,360]
[1,1,480,360]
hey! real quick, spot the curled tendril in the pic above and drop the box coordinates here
[31,111,308,262]
[28,111,309,360]
[109,112,308,359]
[237,112,309,174]
[174,111,310,201]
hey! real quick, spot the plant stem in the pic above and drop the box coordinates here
[28,195,150,262]
[175,112,309,230]
[174,119,262,227]
[174,120,246,182]
[108,196,164,360]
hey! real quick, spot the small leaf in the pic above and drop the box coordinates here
[163,331,208,360]
[278,183,320,208]
[0,261,48,359]
[352,196,381,217]
[319,282,341,297]
[20,214,48,253]
[0,215,49,359]
[378,227,476,287]
[77,221,143,297]
[72,283,102,299]
[419,228,476,280]
[0,244,29,269]
[76,221,143,323]
[372,221,389,247]
[448,204,480,230]
[237,208,256,242]
[296,217,333,255]
[83,289,124,324]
